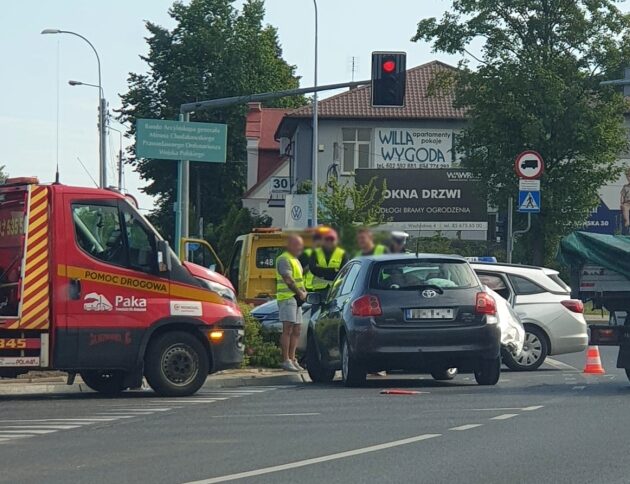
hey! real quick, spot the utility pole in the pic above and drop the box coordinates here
[311,0,319,227]
[506,197,514,263]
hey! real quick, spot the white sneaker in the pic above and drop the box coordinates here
[292,360,305,372]
[281,360,299,372]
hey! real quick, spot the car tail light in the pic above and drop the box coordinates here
[475,292,497,315]
[351,295,382,317]
[561,299,584,313]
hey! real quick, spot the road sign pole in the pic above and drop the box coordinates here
[174,159,182,254]
[507,197,513,263]
[181,113,191,242]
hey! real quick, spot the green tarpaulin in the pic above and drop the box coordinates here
[559,231,630,280]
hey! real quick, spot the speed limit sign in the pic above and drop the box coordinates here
[270,176,291,194]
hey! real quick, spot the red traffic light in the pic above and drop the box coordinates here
[382,60,396,73]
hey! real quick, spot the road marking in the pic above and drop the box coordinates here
[0,418,121,422]
[0,429,57,434]
[211,413,320,418]
[573,386,586,390]
[521,406,544,411]
[183,434,442,484]
[546,358,579,371]
[491,414,518,420]
[0,425,81,430]
[449,424,482,431]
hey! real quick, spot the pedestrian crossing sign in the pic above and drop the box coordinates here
[518,190,541,213]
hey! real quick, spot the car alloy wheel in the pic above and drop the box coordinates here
[515,332,543,368]
[161,343,199,387]
[342,340,349,382]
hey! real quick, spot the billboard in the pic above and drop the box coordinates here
[355,169,487,231]
[136,119,227,163]
[584,166,630,235]
[374,128,453,169]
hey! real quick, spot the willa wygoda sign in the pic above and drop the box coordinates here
[374,128,452,168]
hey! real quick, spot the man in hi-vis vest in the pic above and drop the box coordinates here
[355,227,389,257]
[276,235,307,372]
[307,228,349,294]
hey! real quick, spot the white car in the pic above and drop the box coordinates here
[472,263,588,370]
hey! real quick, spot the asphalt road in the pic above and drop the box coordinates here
[1,348,629,484]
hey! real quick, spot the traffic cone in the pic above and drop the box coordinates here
[583,345,605,375]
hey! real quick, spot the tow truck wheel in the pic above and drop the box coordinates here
[145,331,209,397]
[80,370,127,395]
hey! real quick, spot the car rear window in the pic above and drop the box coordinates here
[371,259,478,290]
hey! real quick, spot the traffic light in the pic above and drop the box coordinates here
[371,52,406,107]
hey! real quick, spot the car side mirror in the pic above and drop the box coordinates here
[156,239,172,275]
[306,292,322,305]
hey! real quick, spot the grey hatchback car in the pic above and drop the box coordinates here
[305,254,502,387]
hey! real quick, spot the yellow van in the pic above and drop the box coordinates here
[225,229,313,304]
[181,228,312,305]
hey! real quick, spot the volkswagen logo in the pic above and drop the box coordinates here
[422,289,438,298]
[291,206,303,220]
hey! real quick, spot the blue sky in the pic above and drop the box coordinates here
[2,0,628,210]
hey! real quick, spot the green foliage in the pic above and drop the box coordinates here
[318,177,389,250]
[240,303,281,368]
[0,166,8,184]
[118,0,304,242]
[413,0,630,265]
[205,206,271,263]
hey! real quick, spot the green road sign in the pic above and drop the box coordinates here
[136,118,227,163]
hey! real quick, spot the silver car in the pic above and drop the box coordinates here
[472,263,588,370]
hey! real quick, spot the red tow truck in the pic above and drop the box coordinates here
[0,177,244,396]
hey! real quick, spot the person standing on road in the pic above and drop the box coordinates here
[308,228,349,293]
[276,235,307,372]
[355,227,388,257]
[300,227,325,292]
[389,231,410,254]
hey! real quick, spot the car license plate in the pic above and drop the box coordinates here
[406,308,454,320]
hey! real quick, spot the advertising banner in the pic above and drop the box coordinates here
[284,194,313,229]
[355,169,487,231]
[585,166,630,235]
[374,128,453,169]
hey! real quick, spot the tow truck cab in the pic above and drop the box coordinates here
[0,178,244,396]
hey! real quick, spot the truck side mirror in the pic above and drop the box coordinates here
[157,239,172,275]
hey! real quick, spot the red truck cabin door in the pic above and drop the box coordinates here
[56,192,170,370]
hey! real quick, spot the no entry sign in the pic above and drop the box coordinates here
[514,151,544,179]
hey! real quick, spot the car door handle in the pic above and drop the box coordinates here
[69,279,81,300]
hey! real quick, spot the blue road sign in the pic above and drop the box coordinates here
[518,190,541,213]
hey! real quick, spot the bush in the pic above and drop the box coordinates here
[239,303,282,368]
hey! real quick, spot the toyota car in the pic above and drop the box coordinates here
[305,254,502,387]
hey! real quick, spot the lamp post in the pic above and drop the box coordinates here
[311,0,319,227]
[107,126,124,191]
[42,29,107,188]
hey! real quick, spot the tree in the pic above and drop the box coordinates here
[0,166,8,184]
[118,0,304,241]
[413,0,630,265]
[318,177,389,250]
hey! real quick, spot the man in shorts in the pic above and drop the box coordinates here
[276,235,307,372]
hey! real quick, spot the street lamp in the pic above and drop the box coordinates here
[108,126,125,191]
[42,29,107,188]
[311,0,319,227]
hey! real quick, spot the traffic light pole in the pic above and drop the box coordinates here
[175,79,371,249]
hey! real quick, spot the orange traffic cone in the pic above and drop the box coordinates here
[583,345,605,375]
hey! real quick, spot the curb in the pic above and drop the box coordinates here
[0,372,307,397]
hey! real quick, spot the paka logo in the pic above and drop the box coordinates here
[83,293,147,312]
[83,293,113,312]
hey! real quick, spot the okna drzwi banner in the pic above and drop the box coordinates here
[355,169,487,231]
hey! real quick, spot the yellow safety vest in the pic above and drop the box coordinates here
[303,248,314,291]
[355,244,386,258]
[312,247,345,290]
[276,252,305,301]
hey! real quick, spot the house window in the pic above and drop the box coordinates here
[342,128,371,173]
